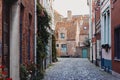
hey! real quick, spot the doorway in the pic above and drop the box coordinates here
[82,48,88,58]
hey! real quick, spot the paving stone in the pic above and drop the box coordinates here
[43,58,120,80]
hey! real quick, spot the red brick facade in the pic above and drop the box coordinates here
[20,0,35,64]
[55,11,89,57]
[0,0,3,64]
[111,0,120,74]
[0,0,35,65]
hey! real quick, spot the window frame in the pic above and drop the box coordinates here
[56,44,59,47]
[61,44,67,52]
[60,33,65,39]
[114,26,120,60]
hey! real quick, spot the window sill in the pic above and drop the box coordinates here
[113,0,117,4]
[114,58,120,62]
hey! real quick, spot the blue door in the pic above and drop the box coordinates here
[82,48,87,58]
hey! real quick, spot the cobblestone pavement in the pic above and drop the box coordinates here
[43,58,120,80]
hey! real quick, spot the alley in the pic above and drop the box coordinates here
[43,58,119,80]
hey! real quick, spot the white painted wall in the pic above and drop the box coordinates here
[10,2,20,80]
[100,0,111,60]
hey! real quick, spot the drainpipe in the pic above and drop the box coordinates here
[34,0,37,65]
[89,0,93,63]
[34,0,37,79]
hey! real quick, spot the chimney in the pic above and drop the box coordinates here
[67,10,72,20]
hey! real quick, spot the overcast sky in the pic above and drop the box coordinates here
[53,0,89,17]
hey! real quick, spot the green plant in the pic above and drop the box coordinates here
[101,44,110,52]
[20,64,28,80]
[52,35,58,62]
[36,1,51,79]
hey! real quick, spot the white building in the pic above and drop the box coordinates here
[100,0,112,72]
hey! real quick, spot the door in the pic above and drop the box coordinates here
[61,44,67,56]
[82,48,87,58]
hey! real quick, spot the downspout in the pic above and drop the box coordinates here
[34,0,37,65]
[89,0,93,63]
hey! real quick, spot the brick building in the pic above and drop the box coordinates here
[55,11,89,57]
[0,0,35,79]
[76,15,89,58]
[54,10,63,26]
[0,0,2,65]
[111,0,120,77]
[94,0,101,66]
[20,0,35,65]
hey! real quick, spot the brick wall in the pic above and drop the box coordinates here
[20,0,35,64]
[111,0,120,74]
[54,10,63,26]
[55,14,89,57]
[0,0,2,64]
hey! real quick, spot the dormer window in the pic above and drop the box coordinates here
[60,33,65,39]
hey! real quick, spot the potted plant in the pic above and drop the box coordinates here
[101,44,110,52]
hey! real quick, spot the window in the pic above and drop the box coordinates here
[114,27,120,59]
[61,44,67,52]
[20,4,24,64]
[83,26,87,30]
[60,33,65,39]
[102,9,111,45]
[56,44,59,47]
[28,13,32,61]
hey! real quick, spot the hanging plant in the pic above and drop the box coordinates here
[101,44,111,52]
[52,35,58,62]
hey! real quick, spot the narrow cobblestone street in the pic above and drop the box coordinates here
[43,58,120,80]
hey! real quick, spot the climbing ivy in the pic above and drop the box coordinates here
[36,1,51,79]
[52,35,58,62]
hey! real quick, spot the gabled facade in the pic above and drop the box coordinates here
[55,11,89,57]
[54,10,63,26]
[77,15,89,58]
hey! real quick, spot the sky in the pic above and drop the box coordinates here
[53,0,89,17]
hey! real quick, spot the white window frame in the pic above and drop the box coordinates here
[101,8,111,45]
